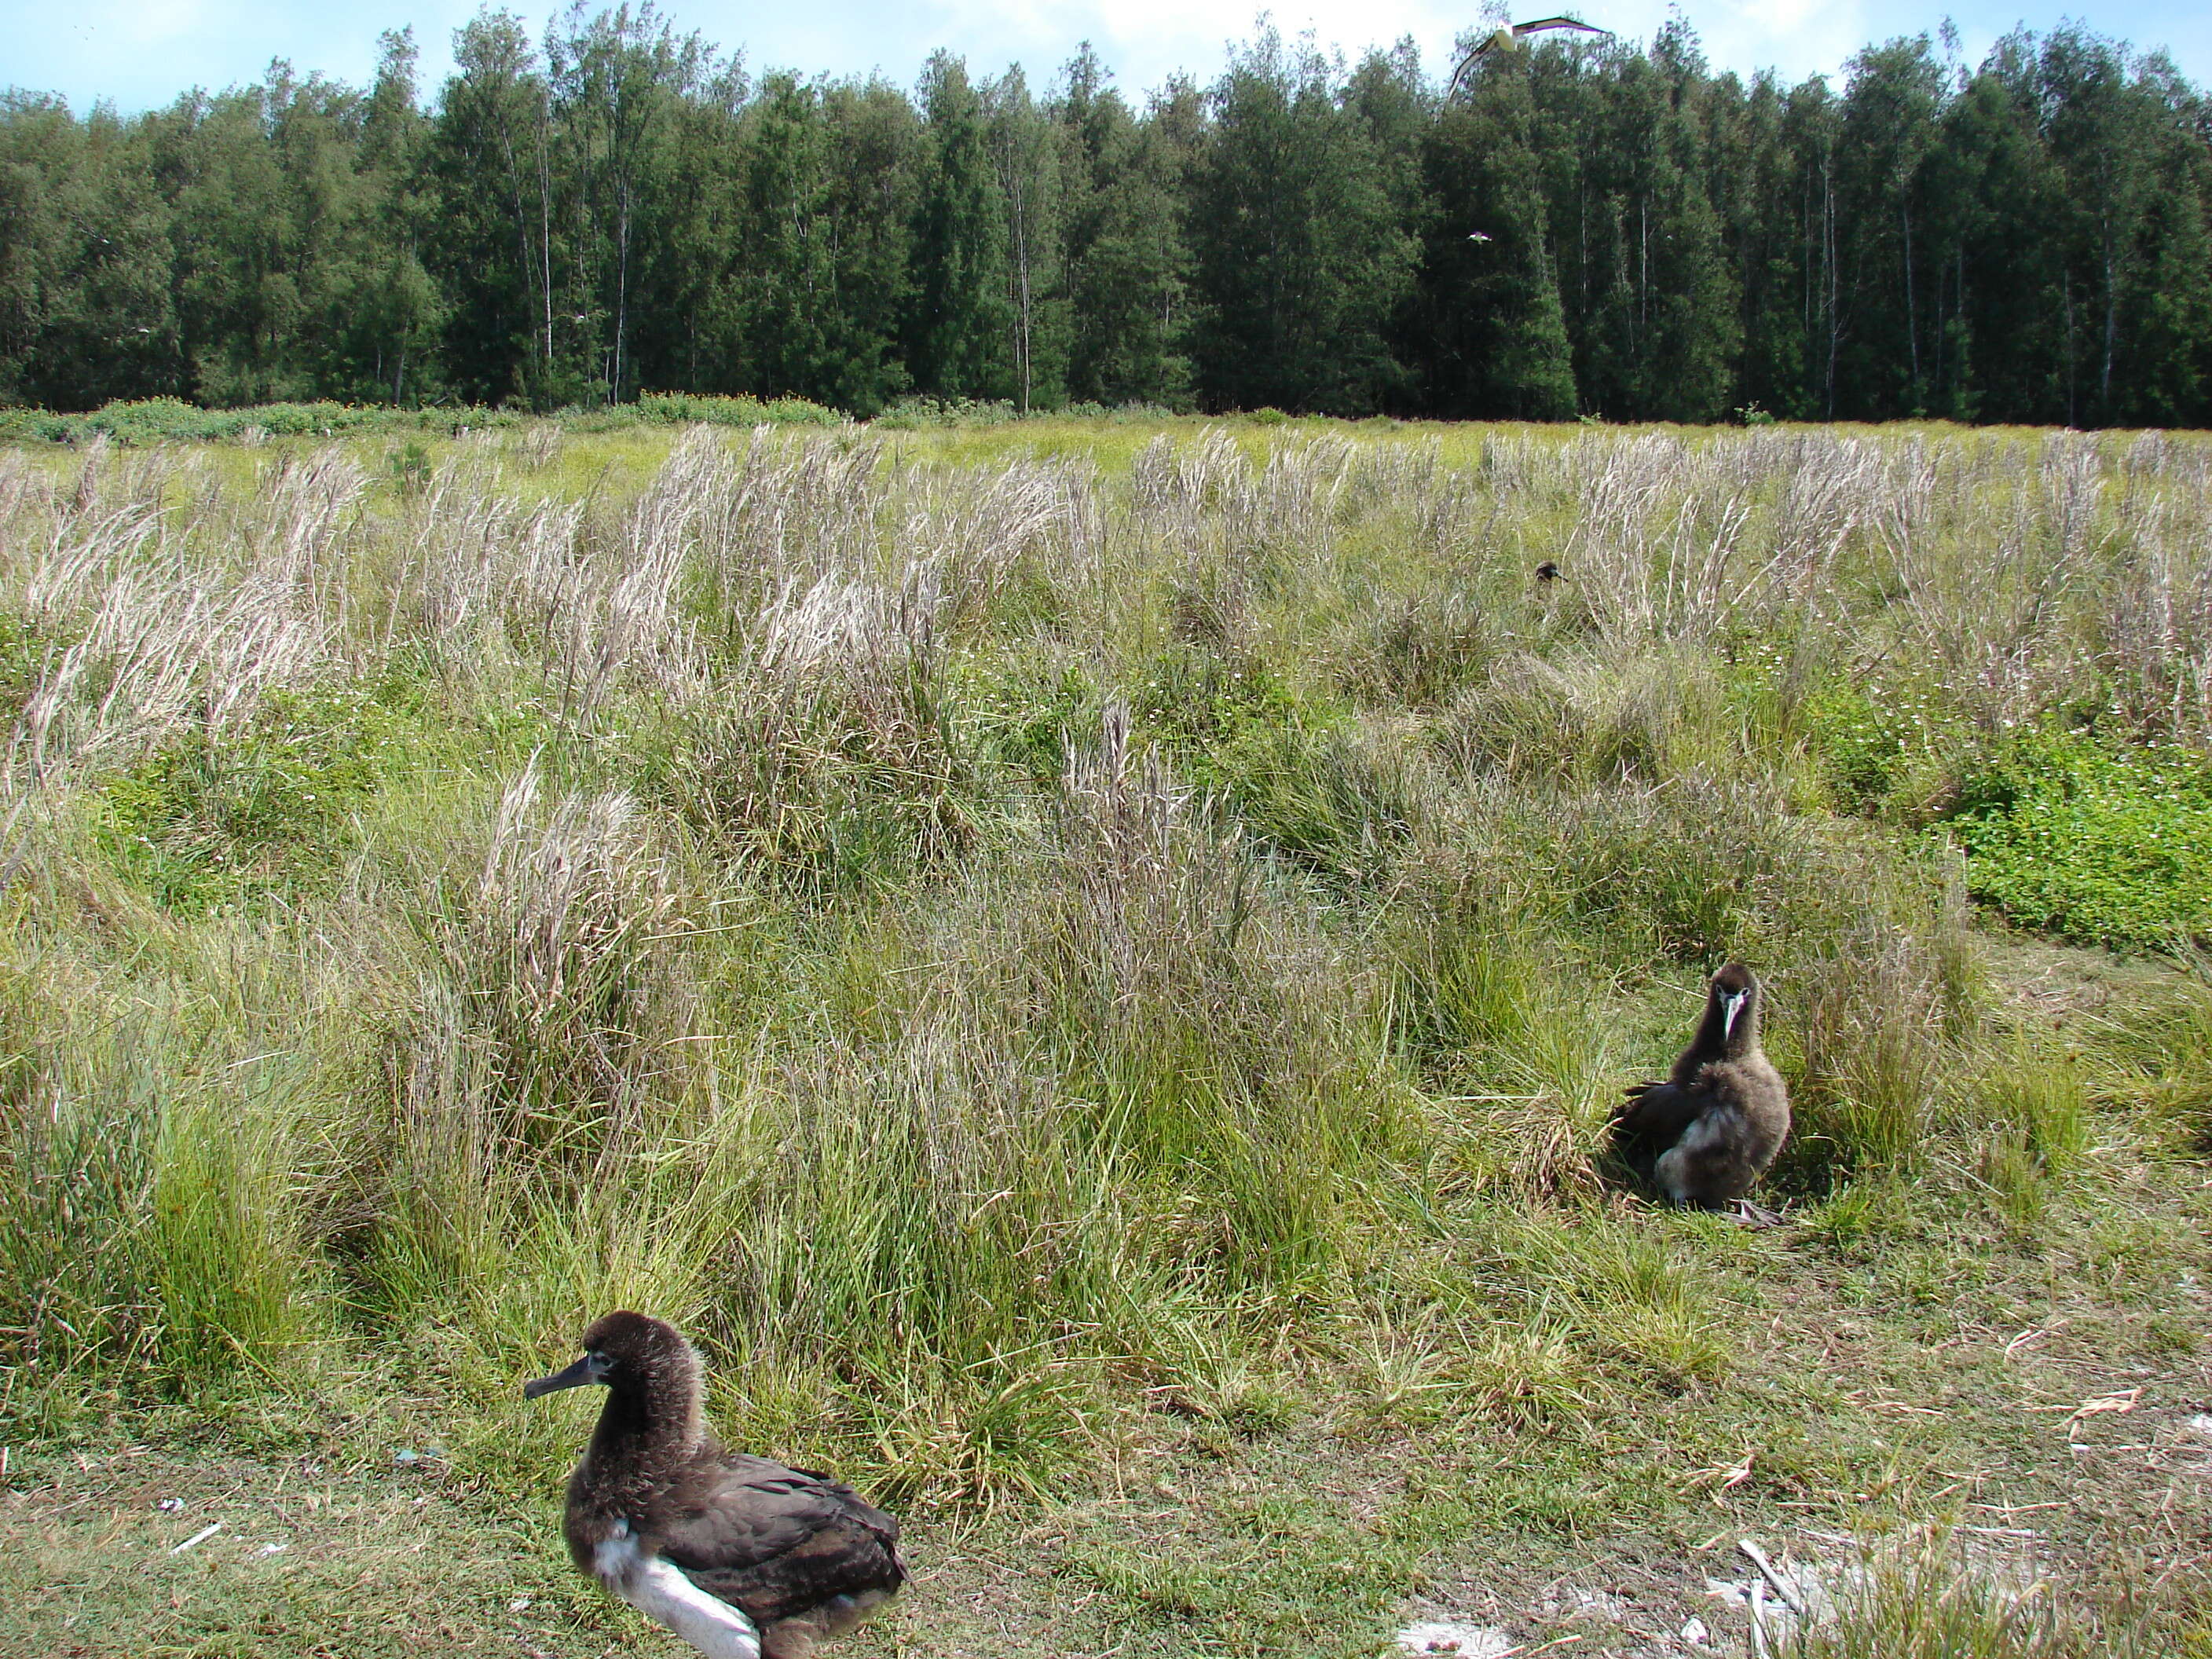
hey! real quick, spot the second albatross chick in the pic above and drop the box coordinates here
[1610,962,1790,1225]
[525,1312,904,1659]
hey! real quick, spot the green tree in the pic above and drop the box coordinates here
[2118,60,2212,423]
[0,96,178,408]
[1415,44,1577,417]
[909,52,1012,401]
[427,9,562,404]
[1833,37,1947,416]
[983,66,1069,412]
[1190,24,1418,412]
[336,30,447,403]
[814,78,921,412]
[1545,24,1740,420]
[547,2,701,403]
[1055,52,1197,408]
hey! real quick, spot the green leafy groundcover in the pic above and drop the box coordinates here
[1943,728,2212,950]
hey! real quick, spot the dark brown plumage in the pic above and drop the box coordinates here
[1535,560,1564,582]
[525,1312,904,1659]
[1610,963,1790,1223]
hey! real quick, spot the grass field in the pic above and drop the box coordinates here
[2,414,2210,1657]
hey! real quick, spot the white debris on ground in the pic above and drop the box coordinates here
[1705,1555,1837,1646]
[1679,1614,1711,1645]
[1393,1620,1518,1656]
[1573,1586,1632,1620]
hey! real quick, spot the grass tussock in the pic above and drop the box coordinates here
[1794,1528,2100,1659]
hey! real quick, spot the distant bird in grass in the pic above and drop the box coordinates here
[526,1312,905,1658]
[1449,17,1614,94]
[1534,560,1564,582]
[1610,963,1790,1225]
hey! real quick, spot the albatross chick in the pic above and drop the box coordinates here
[1610,962,1791,1225]
[526,1311,904,1658]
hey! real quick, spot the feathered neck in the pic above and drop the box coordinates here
[1679,972,1760,1077]
[587,1348,706,1467]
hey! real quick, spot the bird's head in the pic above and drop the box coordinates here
[1711,962,1759,1045]
[524,1310,700,1405]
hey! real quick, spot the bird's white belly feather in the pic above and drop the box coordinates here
[1654,1110,1727,1202]
[595,1522,763,1659]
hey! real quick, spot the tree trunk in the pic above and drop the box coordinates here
[616,189,632,403]
[2100,232,2118,409]
[2064,280,2077,427]
[1822,152,1839,420]
[1902,206,1918,400]
[1013,179,1032,413]
[537,93,555,390]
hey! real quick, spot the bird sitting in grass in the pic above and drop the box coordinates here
[526,1312,905,1659]
[1610,963,1791,1225]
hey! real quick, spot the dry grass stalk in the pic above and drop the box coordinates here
[7,568,331,786]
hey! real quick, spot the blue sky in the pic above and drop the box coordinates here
[5,0,2209,114]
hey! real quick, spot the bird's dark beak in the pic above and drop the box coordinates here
[524,1355,600,1400]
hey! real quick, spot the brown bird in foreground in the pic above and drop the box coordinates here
[526,1312,905,1658]
[1448,16,1614,94]
[1610,963,1791,1225]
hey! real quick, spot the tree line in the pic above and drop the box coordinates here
[3,6,2209,426]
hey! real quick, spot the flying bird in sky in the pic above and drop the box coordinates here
[1448,17,1614,94]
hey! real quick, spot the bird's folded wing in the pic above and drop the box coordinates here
[657,1457,902,1624]
[1612,1080,1703,1141]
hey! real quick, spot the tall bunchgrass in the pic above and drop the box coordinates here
[0,416,2207,1517]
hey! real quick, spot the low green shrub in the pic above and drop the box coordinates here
[0,393,845,447]
[636,392,844,427]
[873,395,1020,429]
[1943,728,2212,950]
[1799,675,1963,817]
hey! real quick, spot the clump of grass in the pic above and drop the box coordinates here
[1436,646,1741,789]
[0,953,329,1403]
[2076,960,2212,1156]
[1199,708,1431,882]
[0,998,163,1385]
[1786,927,1957,1177]
[1387,914,1610,1202]
[1038,703,1401,1290]
[425,763,691,1122]
[671,565,972,892]
[93,686,405,916]
[343,764,695,1331]
[1961,1040,2093,1223]
[1794,1529,2082,1659]
[1460,1324,1595,1430]
[1334,580,1496,708]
